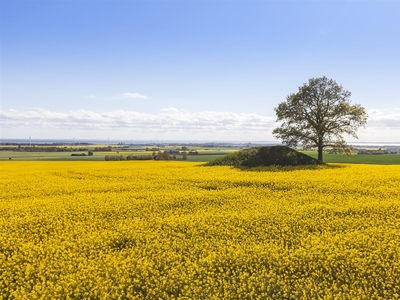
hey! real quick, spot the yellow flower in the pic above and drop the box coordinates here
[0,162,399,298]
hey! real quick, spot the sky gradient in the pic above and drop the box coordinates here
[1,0,399,143]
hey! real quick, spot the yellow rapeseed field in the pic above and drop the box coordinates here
[1,161,399,299]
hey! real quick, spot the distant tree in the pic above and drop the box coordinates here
[182,151,188,160]
[162,150,171,160]
[88,150,93,156]
[272,76,368,161]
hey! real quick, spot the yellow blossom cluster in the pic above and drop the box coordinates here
[1,161,399,299]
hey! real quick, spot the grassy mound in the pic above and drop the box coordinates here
[206,146,324,167]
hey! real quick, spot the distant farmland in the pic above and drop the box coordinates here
[1,146,400,164]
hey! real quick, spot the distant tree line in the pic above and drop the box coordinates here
[94,146,113,151]
[71,151,93,157]
[11,146,90,152]
[104,151,189,161]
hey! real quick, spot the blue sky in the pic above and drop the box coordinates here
[1,0,399,142]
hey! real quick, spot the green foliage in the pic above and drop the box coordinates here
[71,153,86,156]
[126,155,153,160]
[273,76,368,161]
[104,155,124,161]
[155,150,171,160]
[182,151,188,160]
[206,146,324,167]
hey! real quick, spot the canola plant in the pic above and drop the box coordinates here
[1,161,399,299]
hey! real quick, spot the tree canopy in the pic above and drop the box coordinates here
[272,76,368,161]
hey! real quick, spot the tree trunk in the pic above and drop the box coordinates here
[318,144,323,161]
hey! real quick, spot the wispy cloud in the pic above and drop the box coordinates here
[366,108,400,128]
[1,107,399,142]
[84,95,96,99]
[352,108,400,142]
[0,107,276,139]
[122,92,148,99]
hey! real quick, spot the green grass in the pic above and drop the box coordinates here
[304,151,400,164]
[191,151,400,164]
[0,151,105,161]
[186,154,227,162]
[184,151,400,165]
[0,151,227,163]
[2,150,399,164]
[206,146,323,167]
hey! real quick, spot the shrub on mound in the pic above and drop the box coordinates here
[206,146,324,167]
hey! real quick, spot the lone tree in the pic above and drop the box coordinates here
[272,76,368,161]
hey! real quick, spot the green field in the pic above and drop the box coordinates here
[0,151,228,162]
[304,151,400,165]
[1,149,400,164]
[0,151,105,161]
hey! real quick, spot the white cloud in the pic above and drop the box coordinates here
[354,108,400,142]
[84,95,96,99]
[0,107,277,140]
[122,92,148,99]
[1,107,399,142]
[365,108,400,128]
